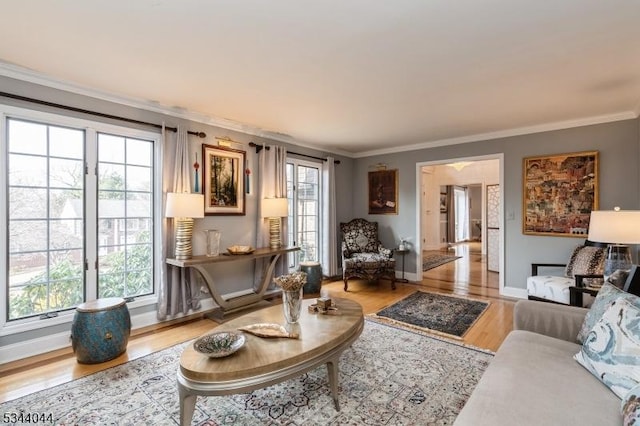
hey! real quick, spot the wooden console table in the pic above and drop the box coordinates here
[166,246,299,318]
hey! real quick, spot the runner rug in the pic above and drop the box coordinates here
[1,321,492,426]
[422,252,461,271]
[370,291,490,339]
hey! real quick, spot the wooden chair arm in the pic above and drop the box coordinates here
[531,263,566,276]
[574,274,604,288]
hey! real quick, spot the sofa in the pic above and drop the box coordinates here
[454,299,623,425]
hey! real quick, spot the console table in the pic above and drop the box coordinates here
[166,246,299,318]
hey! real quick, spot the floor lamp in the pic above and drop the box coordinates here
[165,192,204,260]
[262,198,288,250]
[588,208,640,279]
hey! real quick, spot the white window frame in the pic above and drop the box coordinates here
[0,105,162,336]
[286,158,323,270]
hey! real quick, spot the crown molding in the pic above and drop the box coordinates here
[353,111,639,158]
[1,61,637,160]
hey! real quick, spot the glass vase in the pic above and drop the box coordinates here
[205,229,221,257]
[282,288,303,324]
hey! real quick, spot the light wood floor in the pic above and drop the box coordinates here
[0,242,515,404]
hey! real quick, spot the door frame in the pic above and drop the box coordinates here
[415,153,505,295]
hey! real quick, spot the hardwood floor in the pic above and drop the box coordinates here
[0,242,515,404]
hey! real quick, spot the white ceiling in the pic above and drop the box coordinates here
[1,1,639,156]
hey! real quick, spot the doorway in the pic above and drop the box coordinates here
[416,155,504,294]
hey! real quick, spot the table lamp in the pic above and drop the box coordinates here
[165,192,204,260]
[588,207,640,279]
[262,197,288,249]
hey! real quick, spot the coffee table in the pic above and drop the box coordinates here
[177,298,364,425]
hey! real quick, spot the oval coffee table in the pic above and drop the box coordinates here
[178,298,364,425]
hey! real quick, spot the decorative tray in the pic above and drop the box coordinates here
[193,331,245,358]
[238,323,299,339]
[227,245,255,255]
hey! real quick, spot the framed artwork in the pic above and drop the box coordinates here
[368,169,398,214]
[202,144,246,215]
[523,151,598,237]
[439,193,447,213]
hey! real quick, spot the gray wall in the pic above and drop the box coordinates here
[353,119,640,291]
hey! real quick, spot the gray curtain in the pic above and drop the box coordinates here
[446,185,456,244]
[157,125,201,319]
[322,157,339,277]
[254,144,288,288]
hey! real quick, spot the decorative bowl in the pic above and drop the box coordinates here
[193,331,245,358]
[227,245,255,255]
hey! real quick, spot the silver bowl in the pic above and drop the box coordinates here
[193,331,245,358]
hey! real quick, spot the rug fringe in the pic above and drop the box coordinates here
[365,316,495,356]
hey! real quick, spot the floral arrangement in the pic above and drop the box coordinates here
[274,271,307,291]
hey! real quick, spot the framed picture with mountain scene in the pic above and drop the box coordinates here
[523,151,598,237]
[202,144,246,215]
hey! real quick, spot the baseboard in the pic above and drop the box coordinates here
[0,298,218,364]
[500,286,528,299]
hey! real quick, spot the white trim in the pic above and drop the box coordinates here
[415,154,506,295]
[354,112,637,158]
[4,61,637,160]
[500,286,528,300]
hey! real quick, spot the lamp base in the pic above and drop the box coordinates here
[175,217,194,260]
[269,217,281,250]
[604,244,632,280]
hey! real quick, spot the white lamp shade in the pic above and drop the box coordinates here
[165,193,204,218]
[262,197,288,218]
[588,210,640,244]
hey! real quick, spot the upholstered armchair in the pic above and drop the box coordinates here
[340,218,396,291]
[526,240,608,306]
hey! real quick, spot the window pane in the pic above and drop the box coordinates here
[10,220,47,252]
[126,138,152,166]
[126,165,151,192]
[6,119,85,321]
[97,132,154,300]
[49,126,83,159]
[8,119,46,155]
[10,187,47,219]
[9,154,47,187]
[98,134,125,163]
[50,158,83,189]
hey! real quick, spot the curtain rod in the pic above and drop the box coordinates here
[248,142,341,164]
[0,91,207,138]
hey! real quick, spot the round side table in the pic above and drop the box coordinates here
[394,248,410,283]
[71,297,131,364]
[300,261,323,294]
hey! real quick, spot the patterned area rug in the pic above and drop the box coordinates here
[371,291,490,339]
[422,252,461,271]
[1,321,492,425]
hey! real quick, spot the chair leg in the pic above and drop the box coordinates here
[343,279,349,292]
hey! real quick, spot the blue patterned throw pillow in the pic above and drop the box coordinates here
[622,385,640,426]
[577,282,640,344]
[574,298,640,398]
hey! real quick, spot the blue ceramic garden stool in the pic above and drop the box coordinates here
[71,297,131,364]
[300,261,323,294]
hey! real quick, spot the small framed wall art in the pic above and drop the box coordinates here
[523,150,598,237]
[202,144,246,215]
[368,169,398,214]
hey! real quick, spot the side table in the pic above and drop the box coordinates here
[394,248,410,283]
[569,286,600,307]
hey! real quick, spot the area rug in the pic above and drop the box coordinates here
[422,251,461,271]
[0,321,492,426]
[371,291,490,339]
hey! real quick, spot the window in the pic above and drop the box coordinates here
[3,109,159,324]
[286,159,321,269]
